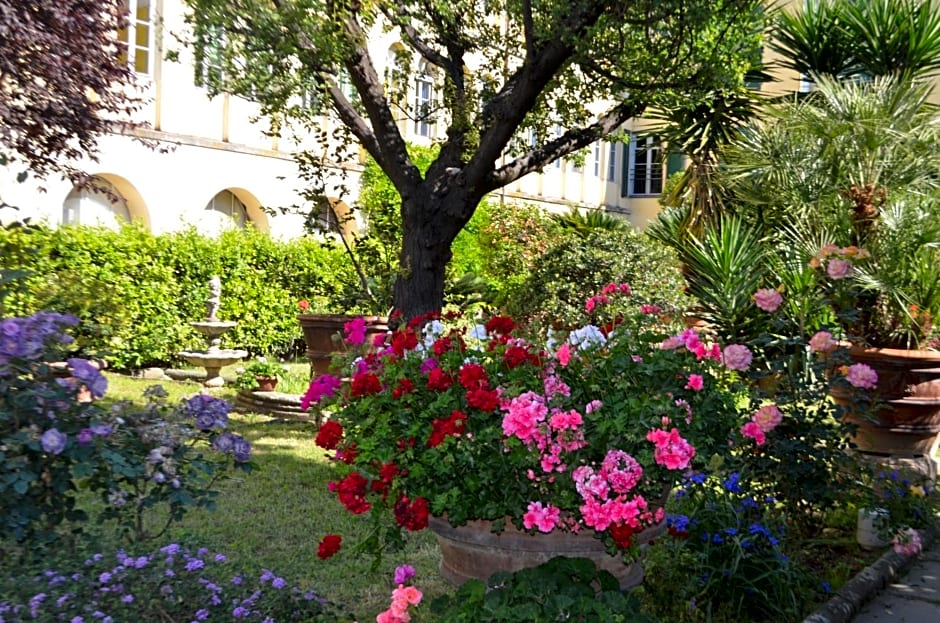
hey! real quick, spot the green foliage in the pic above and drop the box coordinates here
[431,556,659,622]
[233,357,291,390]
[645,471,815,622]
[0,223,353,369]
[505,228,689,331]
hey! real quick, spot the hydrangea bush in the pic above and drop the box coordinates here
[0,312,252,544]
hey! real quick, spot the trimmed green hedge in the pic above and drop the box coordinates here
[0,223,357,370]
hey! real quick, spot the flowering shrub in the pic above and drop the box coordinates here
[644,470,813,622]
[0,543,343,622]
[305,285,762,561]
[0,312,252,544]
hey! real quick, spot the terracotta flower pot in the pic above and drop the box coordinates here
[297,314,390,377]
[834,346,940,477]
[254,376,278,392]
[427,515,665,590]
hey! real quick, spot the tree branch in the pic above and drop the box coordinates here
[484,100,646,191]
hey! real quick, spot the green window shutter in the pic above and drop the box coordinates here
[666,152,685,176]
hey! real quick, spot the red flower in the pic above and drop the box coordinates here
[432,336,454,356]
[335,443,358,463]
[298,299,310,312]
[371,461,401,495]
[315,420,344,450]
[427,410,467,447]
[465,388,500,412]
[503,345,533,369]
[426,368,453,392]
[459,363,489,390]
[336,472,370,514]
[393,495,429,531]
[350,372,382,397]
[392,378,415,399]
[391,330,419,356]
[317,534,342,559]
[485,316,516,335]
[610,522,639,549]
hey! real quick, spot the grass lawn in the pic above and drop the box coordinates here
[95,373,455,621]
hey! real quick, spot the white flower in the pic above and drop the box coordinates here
[568,325,607,351]
[468,324,488,340]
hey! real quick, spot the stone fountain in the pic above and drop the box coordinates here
[179,276,247,387]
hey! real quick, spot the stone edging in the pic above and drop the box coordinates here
[801,523,938,623]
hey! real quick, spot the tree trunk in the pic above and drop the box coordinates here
[393,191,472,319]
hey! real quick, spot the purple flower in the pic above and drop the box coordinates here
[233,606,250,618]
[271,577,287,590]
[214,554,227,563]
[121,595,134,604]
[231,436,252,463]
[77,428,94,445]
[394,564,416,585]
[185,559,204,572]
[41,429,67,455]
[182,394,230,429]
[212,432,235,454]
[194,609,209,621]
[90,423,112,437]
[66,358,108,398]
[160,544,180,555]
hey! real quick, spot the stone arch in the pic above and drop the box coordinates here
[311,196,359,238]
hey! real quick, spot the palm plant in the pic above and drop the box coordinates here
[722,75,940,348]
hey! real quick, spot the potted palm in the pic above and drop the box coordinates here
[720,75,940,467]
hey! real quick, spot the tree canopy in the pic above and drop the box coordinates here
[0,1,143,181]
[182,0,766,318]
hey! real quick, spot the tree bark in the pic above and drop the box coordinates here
[393,188,474,319]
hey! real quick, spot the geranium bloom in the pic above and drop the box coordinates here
[301,374,342,410]
[426,368,452,391]
[343,317,368,345]
[752,288,783,312]
[485,316,516,335]
[646,428,695,470]
[501,391,548,443]
[394,564,416,585]
[316,534,342,559]
[752,404,783,432]
[336,473,370,514]
[393,495,429,531]
[350,372,382,397]
[685,374,704,391]
[845,363,878,389]
[740,421,766,446]
[809,330,837,353]
[555,341,573,367]
[315,420,344,450]
[523,501,561,533]
[458,363,489,390]
[466,388,500,411]
[722,344,753,371]
[892,528,922,556]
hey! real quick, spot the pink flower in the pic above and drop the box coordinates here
[301,374,342,410]
[391,585,423,606]
[809,331,837,353]
[584,399,603,414]
[556,341,573,367]
[685,374,704,391]
[892,528,922,556]
[523,501,561,533]
[344,317,368,345]
[549,409,583,431]
[826,258,853,280]
[722,344,753,371]
[752,404,783,432]
[645,428,695,470]
[752,288,783,312]
[845,363,878,389]
[501,392,547,442]
[640,304,662,315]
[740,421,766,445]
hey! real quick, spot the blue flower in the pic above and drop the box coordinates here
[41,428,67,455]
[723,472,742,493]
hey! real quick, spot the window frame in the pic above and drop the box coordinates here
[117,0,153,75]
[627,134,664,197]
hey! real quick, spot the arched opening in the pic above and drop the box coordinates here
[198,187,268,236]
[61,175,148,230]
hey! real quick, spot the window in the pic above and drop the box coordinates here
[593,142,601,177]
[552,125,563,169]
[62,179,130,230]
[205,190,248,229]
[627,135,664,197]
[117,0,152,74]
[414,72,433,137]
[195,26,226,87]
[607,142,617,181]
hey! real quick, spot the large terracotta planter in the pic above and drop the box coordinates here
[835,346,940,476]
[428,515,664,590]
[297,314,389,377]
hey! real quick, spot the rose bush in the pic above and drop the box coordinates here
[303,285,781,562]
